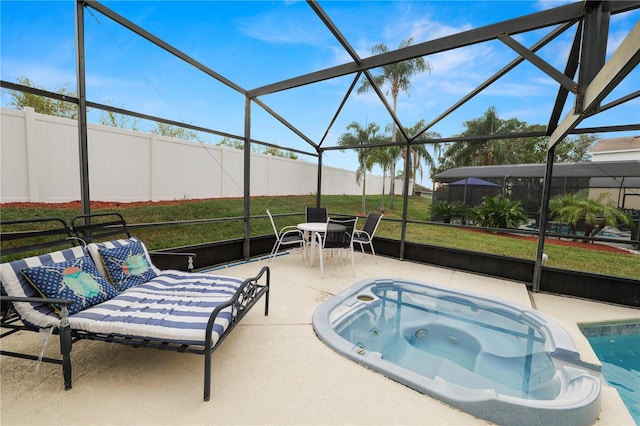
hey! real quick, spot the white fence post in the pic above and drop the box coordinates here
[24,107,39,202]
[150,132,156,202]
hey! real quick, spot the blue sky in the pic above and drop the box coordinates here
[1,1,638,187]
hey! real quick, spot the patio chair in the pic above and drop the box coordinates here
[305,207,328,223]
[353,213,383,263]
[267,209,306,262]
[315,217,357,278]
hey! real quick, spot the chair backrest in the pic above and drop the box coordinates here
[306,207,327,223]
[363,213,383,236]
[1,217,76,260]
[266,209,279,236]
[323,217,357,249]
[71,212,131,243]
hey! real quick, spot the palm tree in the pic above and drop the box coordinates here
[436,107,553,173]
[549,192,634,241]
[369,144,396,212]
[357,38,432,208]
[396,120,441,195]
[337,121,384,213]
[442,106,502,168]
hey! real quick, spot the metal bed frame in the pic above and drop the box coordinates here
[1,213,270,401]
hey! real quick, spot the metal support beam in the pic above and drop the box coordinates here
[548,19,640,149]
[319,73,361,147]
[250,2,637,98]
[419,21,575,137]
[316,152,323,208]
[85,0,246,95]
[596,90,640,114]
[307,1,361,64]
[532,147,555,292]
[252,97,318,149]
[399,143,411,261]
[535,17,640,291]
[576,0,611,112]
[0,79,317,158]
[75,1,90,216]
[249,2,594,97]
[498,33,578,93]
[243,97,251,259]
[363,69,410,142]
[547,21,582,133]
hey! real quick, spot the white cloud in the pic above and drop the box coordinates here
[428,45,492,75]
[409,18,473,43]
[483,80,551,97]
[239,8,329,46]
[1,60,76,90]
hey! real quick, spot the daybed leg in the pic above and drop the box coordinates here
[264,267,270,316]
[59,319,72,390]
[204,347,212,401]
[264,286,270,316]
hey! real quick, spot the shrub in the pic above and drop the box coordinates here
[472,195,528,229]
[549,192,634,241]
[431,200,467,224]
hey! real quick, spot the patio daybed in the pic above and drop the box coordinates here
[0,213,270,401]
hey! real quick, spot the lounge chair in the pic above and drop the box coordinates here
[0,213,270,401]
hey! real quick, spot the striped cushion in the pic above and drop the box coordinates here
[0,246,87,328]
[68,271,245,346]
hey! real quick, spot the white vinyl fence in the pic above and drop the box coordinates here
[1,107,408,203]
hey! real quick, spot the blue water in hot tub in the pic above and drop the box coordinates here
[313,279,602,426]
[335,285,557,400]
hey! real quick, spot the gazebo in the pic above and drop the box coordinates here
[435,160,640,212]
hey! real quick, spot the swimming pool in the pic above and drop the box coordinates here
[581,322,640,424]
[313,278,602,426]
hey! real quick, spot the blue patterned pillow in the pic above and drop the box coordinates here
[21,256,118,317]
[97,241,157,291]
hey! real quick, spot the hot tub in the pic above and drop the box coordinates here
[312,278,602,426]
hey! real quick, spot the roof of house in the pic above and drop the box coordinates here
[434,160,640,188]
[435,160,640,179]
[413,183,433,193]
[591,136,640,152]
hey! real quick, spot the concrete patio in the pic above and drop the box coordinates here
[1,250,638,425]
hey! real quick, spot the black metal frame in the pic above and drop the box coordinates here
[1,215,270,401]
[0,0,638,294]
[72,0,640,284]
[71,212,197,272]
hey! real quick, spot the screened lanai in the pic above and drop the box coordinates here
[1,0,639,298]
[435,159,640,211]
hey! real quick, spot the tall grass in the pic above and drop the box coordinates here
[1,195,638,279]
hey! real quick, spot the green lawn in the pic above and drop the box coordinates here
[1,195,638,280]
